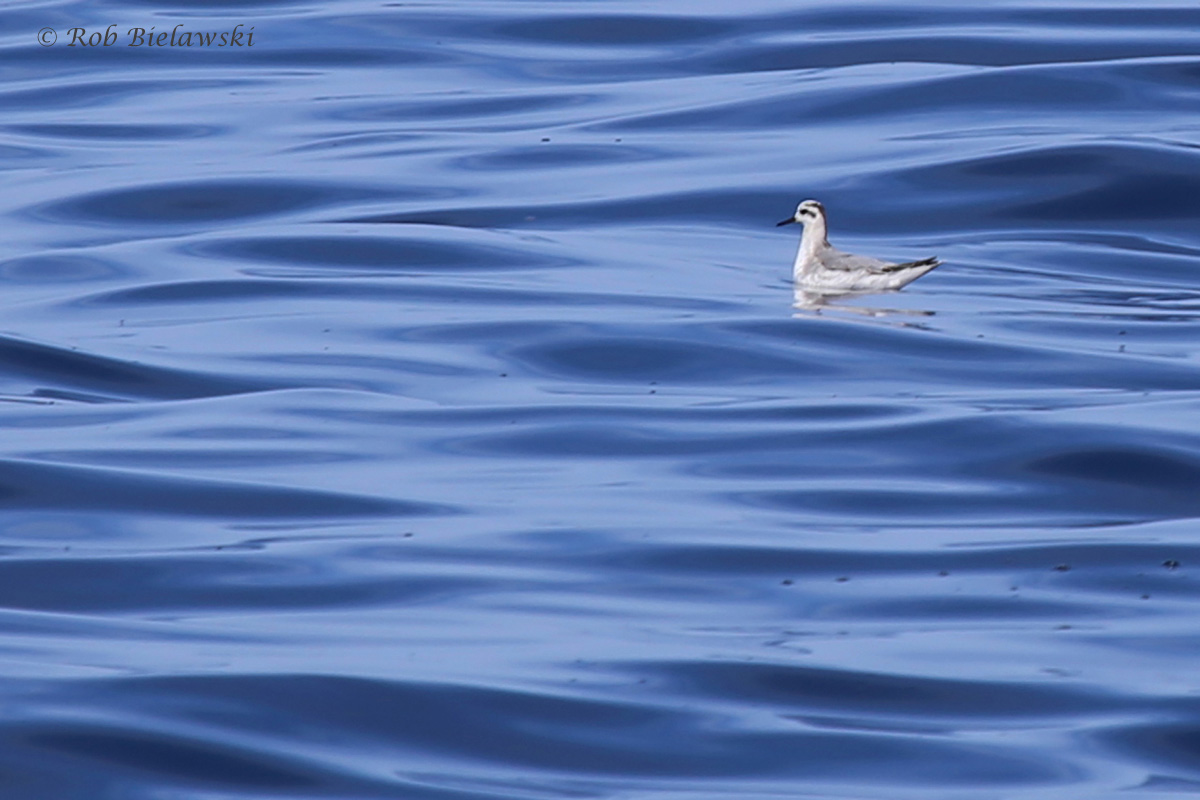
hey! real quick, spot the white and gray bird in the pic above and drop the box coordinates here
[777,200,940,294]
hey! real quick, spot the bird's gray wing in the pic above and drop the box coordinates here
[817,248,894,273]
[820,249,939,274]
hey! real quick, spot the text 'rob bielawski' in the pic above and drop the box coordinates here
[64,24,256,47]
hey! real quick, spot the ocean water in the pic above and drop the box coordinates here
[3,0,1200,797]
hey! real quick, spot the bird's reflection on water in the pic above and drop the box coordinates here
[792,286,936,324]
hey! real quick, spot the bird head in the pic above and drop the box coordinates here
[776,199,825,228]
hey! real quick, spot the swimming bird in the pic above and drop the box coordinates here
[777,200,940,293]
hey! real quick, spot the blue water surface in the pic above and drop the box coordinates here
[3,0,1200,797]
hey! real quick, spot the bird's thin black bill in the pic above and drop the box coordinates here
[776,218,796,227]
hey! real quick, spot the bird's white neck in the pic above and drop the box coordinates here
[793,218,829,279]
